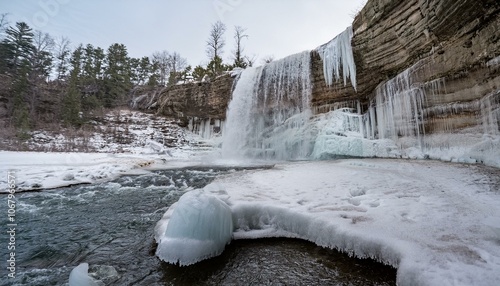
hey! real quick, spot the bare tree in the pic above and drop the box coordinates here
[206,21,226,61]
[152,50,170,86]
[0,13,9,38]
[33,30,54,55]
[168,52,187,74]
[232,25,248,68]
[167,51,188,85]
[32,30,55,81]
[54,36,71,81]
[245,54,257,67]
[261,55,275,65]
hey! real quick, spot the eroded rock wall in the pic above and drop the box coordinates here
[346,0,499,134]
[134,74,234,126]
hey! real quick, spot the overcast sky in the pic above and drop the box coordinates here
[1,0,367,67]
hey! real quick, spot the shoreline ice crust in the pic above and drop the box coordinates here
[156,159,500,285]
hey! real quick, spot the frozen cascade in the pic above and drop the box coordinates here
[316,26,357,90]
[155,190,233,266]
[188,117,224,140]
[360,61,499,166]
[222,51,314,160]
[366,66,431,143]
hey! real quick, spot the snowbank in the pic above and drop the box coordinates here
[157,160,500,285]
[154,190,233,266]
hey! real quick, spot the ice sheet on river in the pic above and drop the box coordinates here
[156,159,500,285]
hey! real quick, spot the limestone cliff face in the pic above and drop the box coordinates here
[146,0,499,138]
[347,0,500,134]
[134,74,234,126]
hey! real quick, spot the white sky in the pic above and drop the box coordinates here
[1,0,367,67]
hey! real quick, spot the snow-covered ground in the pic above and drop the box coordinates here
[0,110,217,192]
[0,151,154,191]
[156,159,500,285]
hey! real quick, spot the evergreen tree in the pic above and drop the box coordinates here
[138,56,151,85]
[0,41,14,73]
[93,47,105,80]
[82,44,95,79]
[80,44,104,100]
[3,22,34,73]
[104,43,131,107]
[129,57,141,85]
[2,22,34,135]
[61,46,83,126]
[192,65,206,81]
[11,63,31,138]
[62,76,82,126]
[206,55,228,78]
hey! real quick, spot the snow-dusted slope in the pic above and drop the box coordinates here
[0,109,220,192]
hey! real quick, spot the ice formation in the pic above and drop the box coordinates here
[155,159,500,284]
[155,190,233,266]
[222,51,314,160]
[188,117,225,140]
[310,108,399,159]
[359,61,500,166]
[69,263,97,286]
[316,26,357,90]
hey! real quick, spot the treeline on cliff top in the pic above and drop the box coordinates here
[0,14,256,139]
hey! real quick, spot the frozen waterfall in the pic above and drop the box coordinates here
[221,26,360,161]
[222,51,314,160]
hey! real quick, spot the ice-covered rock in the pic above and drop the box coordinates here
[155,190,233,266]
[69,263,97,286]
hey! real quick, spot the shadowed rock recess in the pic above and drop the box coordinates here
[136,0,499,155]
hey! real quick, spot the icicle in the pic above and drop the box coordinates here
[316,26,357,90]
[480,91,500,135]
[367,64,440,146]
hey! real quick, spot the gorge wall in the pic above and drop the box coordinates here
[320,0,500,133]
[133,73,234,131]
[137,0,500,162]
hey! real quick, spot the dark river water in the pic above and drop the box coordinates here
[1,167,396,285]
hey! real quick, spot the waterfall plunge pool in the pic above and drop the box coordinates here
[2,166,396,286]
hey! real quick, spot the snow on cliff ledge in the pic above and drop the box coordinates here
[155,159,500,285]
